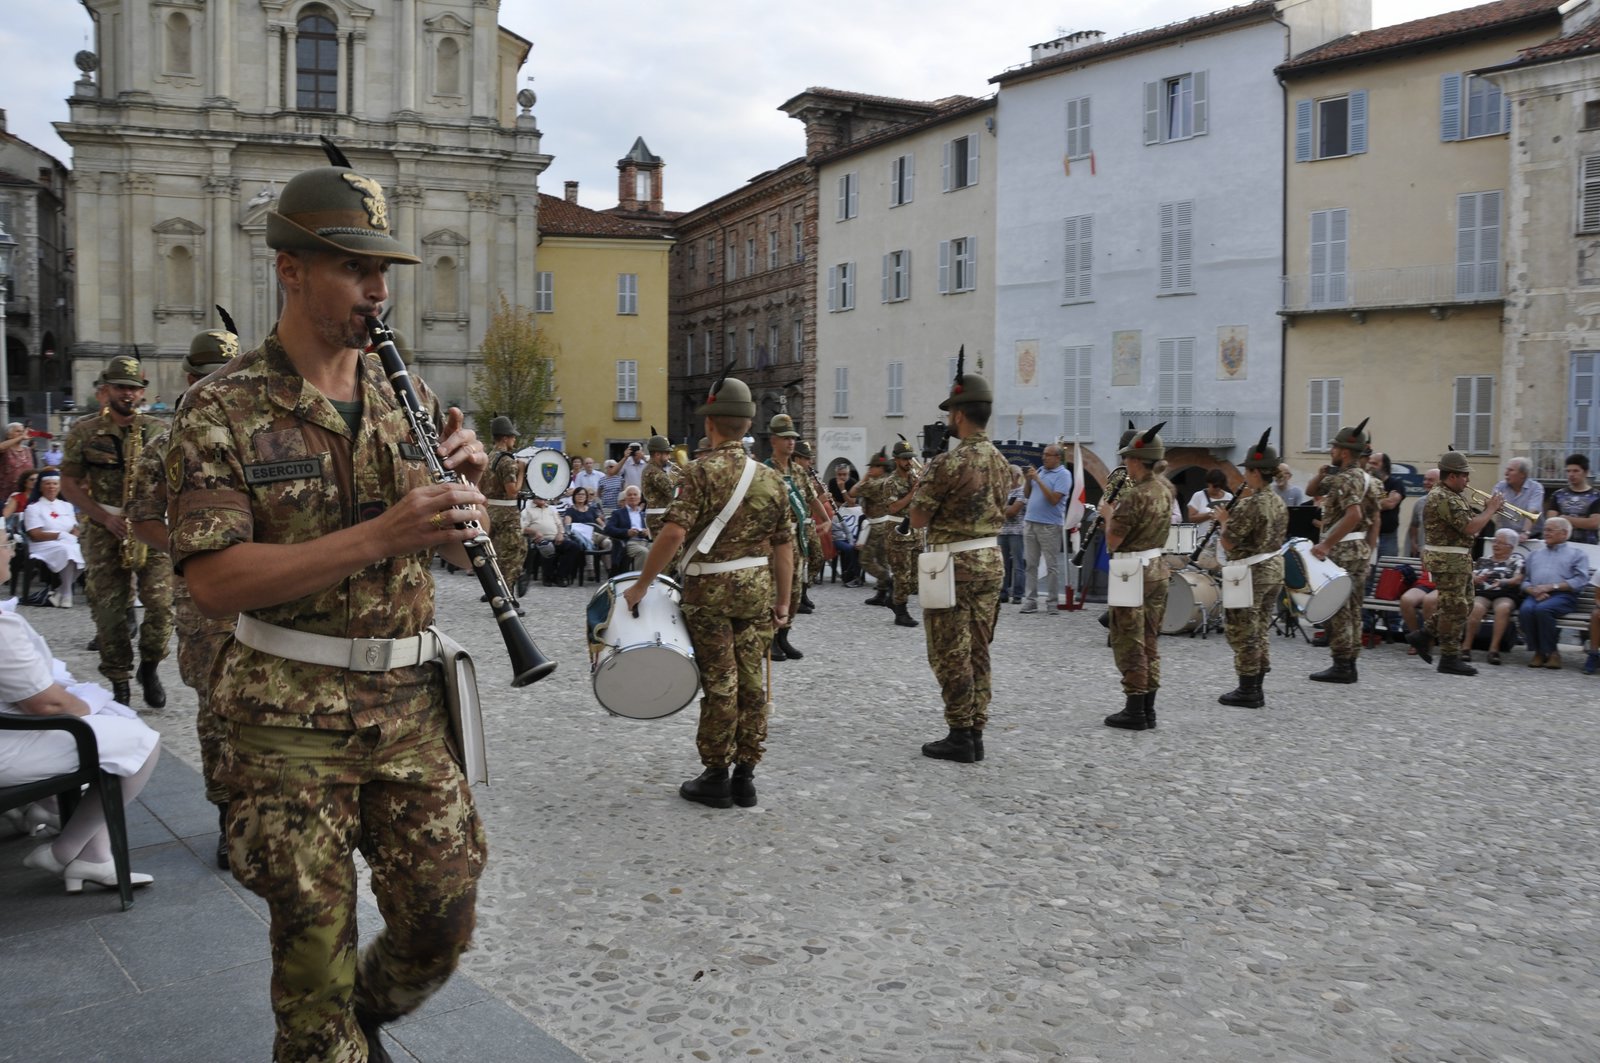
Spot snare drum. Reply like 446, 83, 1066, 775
1161, 568, 1220, 634
1280, 537, 1353, 624
587, 573, 701, 720
1164, 524, 1198, 555
524, 447, 573, 501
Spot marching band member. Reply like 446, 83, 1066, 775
792, 440, 825, 613
624, 372, 793, 808
1215, 429, 1288, 708
642, 428, 679, 539
765, 413, 829, 660
1410, 449, 1501, 675
883, 439, 922, 628
483, 416, 526, 612
908, 353, 1008, 763
854, 452, 896, 605
1100, 423, 1174, 731
1308, 418, 1379, 684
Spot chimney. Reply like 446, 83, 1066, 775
0, 108, 7, 134
1030, 30, 1105, 64
564, 180, 579, 204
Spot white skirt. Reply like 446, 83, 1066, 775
28, 536, 84, 574
0, 713, 160, 782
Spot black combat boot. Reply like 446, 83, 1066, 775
891, 602, 919, 628
775, 628, 803, 660
921, 728, 976, 763
1218, 673, 1264, 708
1437, 655, 1478, 676
1406, 629, 1434, 664
1144, 689, 1158, 729
731, 763, 757, 808
355, 1010, 394, 1063
971, 730, 985, 762
769, 635, 788, 662
865, 579, 891, 607
1309, 657, 1357, 684
216, 804, 230, 871
136, 661, 166, 708
798, 589, 815, 614
1104, 694, 1151, 731
112, 679, 131, 706
680, 765, 733, 808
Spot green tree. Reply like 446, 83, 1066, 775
469, 293, 556, 445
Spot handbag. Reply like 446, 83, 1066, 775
1374, 567, 1407, 600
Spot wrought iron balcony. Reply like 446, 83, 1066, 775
1531, 441, 1600, 480
1281, 264, 1503, 314
1119, 409, 1234, 448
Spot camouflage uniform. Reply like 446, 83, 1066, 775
168, 334, 485, 1063
1423, 483, 1474, 652
910, 430, 1008, 729
856, 475, 894, 585
1318, 464, 1378, 660
765, 456, 811, 618
885, 467, 919, 605
483, 450, 526, 591
642, 460, 679, 539
61, 410, 175, 682
1222, 489, 1287, 676
669, 442, 792, 766
126, 426, 234, 803
1108, 474, 1176, 695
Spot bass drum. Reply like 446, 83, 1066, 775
1281, 537, 1353, 624
523, 447, 573, 501
1161, 568, 1220, 636
586, 573, 701, 720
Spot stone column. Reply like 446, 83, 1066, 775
471, 1, 494, 120
514, 193, 537, 308
350, 28, 367, 115
125, 173, 156, 347
399, 0, 417, 113
212, 0, 232, 101
336, 29, 349, 113
205, 173, 238, 327
391, 183, 424, 345
467, 189, 496, 348
284, 25, 298, 110
265, 22, 282, 109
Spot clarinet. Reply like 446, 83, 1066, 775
1189, 483, 1247, 564
1071, 466, 1129, 567
365, 316, 556, 687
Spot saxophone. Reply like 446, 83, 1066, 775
120, 411, 148, 569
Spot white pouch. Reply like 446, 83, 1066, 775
1107, 556, 1145, 607
432, 627, 488, 787
918, 551, 956, 609
1221, 563, 1254, 609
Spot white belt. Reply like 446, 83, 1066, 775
683, 555, 769, 576
1425, 545, 1471, 556
866, 515, 899, 525
1236, 550, 1280, 567
1114, 548, 1164, 566
929, 536, 998, 554
1339, 531, 1369, 544
645, 508, 668, 515
100, 505, 124, 516
234, 614, 442, 672
485, 499, 520, 507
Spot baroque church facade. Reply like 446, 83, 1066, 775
59, 0, 551, 409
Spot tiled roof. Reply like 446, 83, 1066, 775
1487, 13, 1600, 68
536, 194, 667, 238
990, 1, 1277, 84
1278, 0, 1561, 73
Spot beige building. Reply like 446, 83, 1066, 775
1278, 0, 1561, 507
58, 0, 550, 411
1484, 1, 1600, 477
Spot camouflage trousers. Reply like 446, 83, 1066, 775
924, 577, 1001, 730
683, 604, 775, 767
1110, 572, 1169, 694
83, 524, 174, 681
173, 588, 234, 805
1324, 542, 1371, 661
487, 506, 527, 591
888, 533, 918, 605
221, 708, 485, 1063
861, 523, 892, 583
804, 525, 823, 586
1425, 553, 1473, 653
1224, 559, 1283, 676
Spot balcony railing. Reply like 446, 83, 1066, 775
1281, 264, 1503, 314
1530, 441, 1600, 480
1119, 409, 1234, 448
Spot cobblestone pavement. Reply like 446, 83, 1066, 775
25, 566, 1600, 1062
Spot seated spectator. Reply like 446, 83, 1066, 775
3, 469, 38, 521
0, 536, 159, 893
564, 488, 607, 550
519, 496, 584, 587
827, 461, 859, 509
1399, 569, 1438, 652
603, 485, 652, 573
22, 470, 84, 608
832, 505, 863, 586
1464, 528, 1525, 665
1518, 516, 1593, 668
1492, 457, 1544, 542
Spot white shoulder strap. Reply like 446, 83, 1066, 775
688, 457, 759, 558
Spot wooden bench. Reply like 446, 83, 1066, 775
1362, 553, 1596, 640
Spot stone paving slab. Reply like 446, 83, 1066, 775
11, 567, 1600, 1061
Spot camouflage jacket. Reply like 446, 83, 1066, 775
642, 461, 679, 535
125, 425, 170, 526
910, 430, 1008, 580
166, 332, 445, 730
855, 474, 893, 519
668, 441, 791, 618
1223, 488, 1287, 564
885, 469, 916, 521
1423, 484, 1474, 550
61, 409, 169, 508
483, 449, 523, 501
1111, 472, 1175, 557
1319, 464, 1377, 540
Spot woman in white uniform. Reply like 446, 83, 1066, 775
0, 536, 160, 892
22, 470, 84, 607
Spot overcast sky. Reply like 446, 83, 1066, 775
4, 1, 1480, 213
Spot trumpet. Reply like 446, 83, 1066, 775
1467, 486, 1539, 524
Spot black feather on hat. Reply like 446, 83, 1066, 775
215, 305, 237, 336
319, 136, 353, 169
706, 358, 737, 406
1251, 427, 1271, 462
1132, 421, 1166, 450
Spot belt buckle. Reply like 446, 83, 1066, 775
348, 638, 394, 672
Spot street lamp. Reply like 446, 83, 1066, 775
0, 220, 15, 419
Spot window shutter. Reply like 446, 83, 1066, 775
942, 141, 952, 192
1456, 192, 1478, 297
1063, 217, 1077, 301
837, 176, 848, 220
966, 135, 979, 186
903, 249, 912, 297
905, 154, 914, 202
1348, 90, 1369, 155
1175, 201, 1193, 291
882, 254, 891, 303
1309, 210, 1329, 305
889, 159, 899, 206
1309, 379, 1324, 448
1192, 70, 1209, 136
1295, 99, 1313, 162
1144, 81, 1160, 145
965, 236, 977, 290
1328, 208, 1348, 304
1158, 202, 1176, 291
848, 174, 859, 218
1479, 190, 1501, 296
827, 265, 838, 311
1453, 377, 1473, 451
938, 240, 951, 293
1440, 73, 1463, 142
842, 262, 854, 309
1583, 156, 1600, 233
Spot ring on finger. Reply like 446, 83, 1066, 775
429, 512, 445, 530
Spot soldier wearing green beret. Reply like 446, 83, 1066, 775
764, 412, 830, 660
624, 372, 794, 809
1308, 418, 1380, 684
1215, 429, 1288, 709
791, 441, 825, 610
854, 450, 897, 604
883, 439, 922, 628
166, 153, 489, 1062
642, 428, 679, 540
1100, 423, 1176, 731
1412, 449, 1502, 675
482, 415, 527, 610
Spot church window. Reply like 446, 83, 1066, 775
296, 8, 339, 112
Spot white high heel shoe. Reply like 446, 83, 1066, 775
62, 857, 153, 894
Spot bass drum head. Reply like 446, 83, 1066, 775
1161, 569, 1217, 635
525, 447, 573, 500
1299, 572, 1353, 624
592, 644, 700, 720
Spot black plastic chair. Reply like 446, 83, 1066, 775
0, 714, 136, 910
